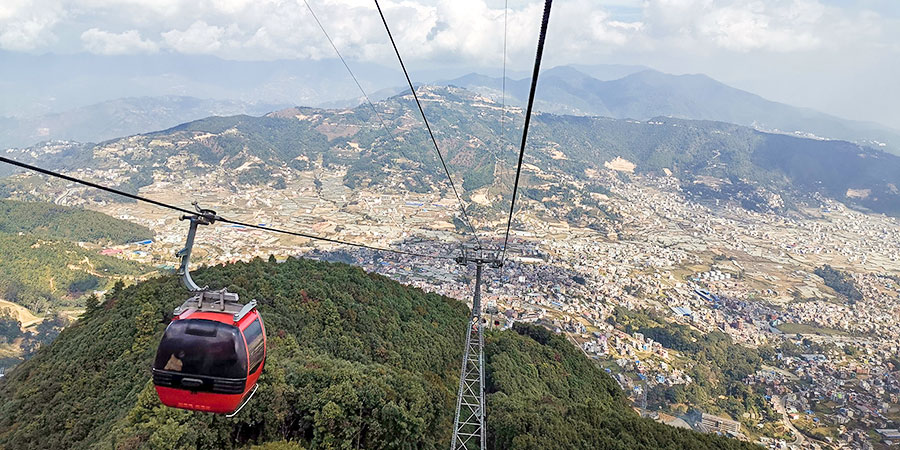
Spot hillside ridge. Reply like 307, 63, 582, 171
0, 258, 756, 449
443, 66, 900, 153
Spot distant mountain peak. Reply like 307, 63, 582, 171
437, 66, 900, 154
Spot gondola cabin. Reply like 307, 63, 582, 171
152, 293, 265, 415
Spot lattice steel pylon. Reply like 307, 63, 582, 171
451, 248, 501, 450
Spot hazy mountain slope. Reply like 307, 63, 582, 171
444, 67, 900, 153
0, 199, 151, 243
0, 141, 94, 179
5, 86, 900, 217
0, 258, 755, 449
0, 96, 288, 150
0, 51, 402, 119
567, 63, 650, 80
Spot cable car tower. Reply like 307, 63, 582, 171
450, 246, 502, 450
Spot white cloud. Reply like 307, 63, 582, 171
0, 0, 62, 51
81, 28, 158, 54
161, 20, 229, 54
0, 0, 30, 21
0, 0, 893, 64
0, 0, 896, 128
697, 1, 823, 52
643, 0, 834, 53
74, 0, 185, 17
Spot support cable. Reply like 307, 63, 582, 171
501, 0, 553, 263
302, 0, 412, 163
0, 157, 453, 261
303, 0, 474, 247
373, 0, 483, 250
498, 0, 509, 155
491, 0, 513, 285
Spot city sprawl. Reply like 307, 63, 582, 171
6, 136, 898, 449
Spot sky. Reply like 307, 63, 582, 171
1, 0, 898, 128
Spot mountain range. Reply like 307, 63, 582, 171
4, 50, 899, 157
0, 60, 896, 449
444, 67, 900, 154
0, 96, 287, 150
5, 86, 900, 221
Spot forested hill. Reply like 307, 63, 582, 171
0, 200, 152, 313
0, 233, 148, 313
0, 199, 151, 243
0, 258, 754, 449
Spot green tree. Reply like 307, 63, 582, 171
0, 258, 757, 450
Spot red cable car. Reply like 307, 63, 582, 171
152, 293, 266, 415
151, 206, 266, 416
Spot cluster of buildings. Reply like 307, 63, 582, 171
9, 139, 900, 449
785, 272, 900, 340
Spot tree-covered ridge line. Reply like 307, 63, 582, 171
0, 258, 756, 449
814, 265, 863, 304
0, 199, 152, 244
0, 233, 150, 313
608, 307, 778, 431
147, 94, 900, 219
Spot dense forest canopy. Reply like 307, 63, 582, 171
0, 309, 22, 344
0, 258, 756, 449
0, 199, 152, 243
0, 233, 149, 313
814, 265, 863, 304
608, 307, 777, 426
0, 200, 152, 313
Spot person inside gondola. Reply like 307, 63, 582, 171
164, 351, 184, 372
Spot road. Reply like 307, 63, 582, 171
0, 298, 42, 328
772, 395, 820, 449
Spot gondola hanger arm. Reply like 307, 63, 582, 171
176, 202, 219, 293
